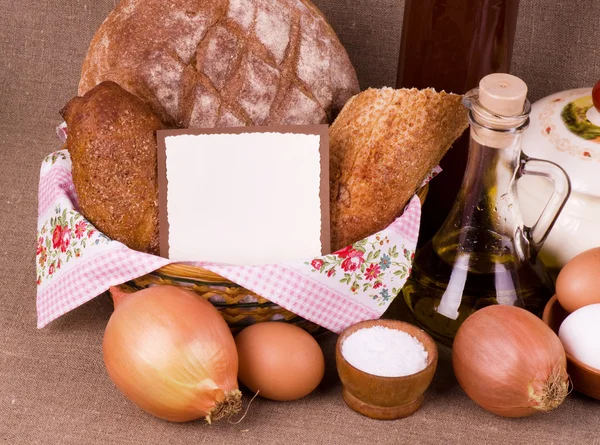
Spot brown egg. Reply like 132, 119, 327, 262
235, 322, 325, 401
556, 247, 600, 313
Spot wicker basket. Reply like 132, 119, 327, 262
120, 186, 428, 334
120, 264, 323, 334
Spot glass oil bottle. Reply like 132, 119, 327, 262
402, 74, 571, 346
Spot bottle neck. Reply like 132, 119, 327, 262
459, 126, 523, 218
433, 119, 527, 267
454, 89, 530, 223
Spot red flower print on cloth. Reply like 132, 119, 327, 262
60, 228, 71, 253
74, 221, 86, 239
365, 264, 381, 281
36, 237, 44, 255
52, 225, 71, 252
306, 240, 416, 305
336, 246, 365, 272
336, 245, 355, 258
341, 252, 364, 272
37, 205, 110, 286
52, 225, 64, 250
311, 259, 324, 270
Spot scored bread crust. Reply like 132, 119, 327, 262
78, 0, 360, 128
329, 88, 469, 251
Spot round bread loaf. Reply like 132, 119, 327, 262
79, 0, 360, 128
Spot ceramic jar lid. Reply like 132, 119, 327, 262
522, 87, 600, 197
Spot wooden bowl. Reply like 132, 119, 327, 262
542, 295, 600, 400
335, 319, 438, 420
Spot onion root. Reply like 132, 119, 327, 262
529, 364, 570, 412
206, 390, 243, 424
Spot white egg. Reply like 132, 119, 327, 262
558, 303, 600, 371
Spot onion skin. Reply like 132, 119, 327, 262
103, 285, 241, 423
452, 305, 569, 418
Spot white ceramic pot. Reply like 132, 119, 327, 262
518, 87, 600, 272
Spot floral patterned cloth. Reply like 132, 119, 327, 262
305, 241, 414, 307
37, 144, 431, 332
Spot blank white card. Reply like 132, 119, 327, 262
161, 130, 328, 265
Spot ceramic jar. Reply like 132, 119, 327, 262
518, 87, 600, 273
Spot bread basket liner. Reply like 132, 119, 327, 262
36, 125, 437, 332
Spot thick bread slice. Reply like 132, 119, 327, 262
61, 81, 165, 254
330, 87, 469, 251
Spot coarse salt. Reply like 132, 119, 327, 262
341, 326, 428, 377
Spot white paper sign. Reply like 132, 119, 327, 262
159, 128, 329, 265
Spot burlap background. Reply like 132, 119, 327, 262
1, 1, 600, 443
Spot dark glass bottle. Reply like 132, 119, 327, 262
396, 0, 521, 243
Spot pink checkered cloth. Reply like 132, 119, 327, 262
37, 125, 433, 332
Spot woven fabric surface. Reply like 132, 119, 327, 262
2, 0, 600, 444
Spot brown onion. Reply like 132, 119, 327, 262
452, 305, 569, 417
103, 285, 241, 423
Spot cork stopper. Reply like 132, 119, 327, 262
479, 74, 528, 117
464, 74, 530, 149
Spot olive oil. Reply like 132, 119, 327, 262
402, 236, 553, 346
400, 74, 570, 345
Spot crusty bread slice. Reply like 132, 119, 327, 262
329, 87, 469, 251
61, 81, 165, 254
